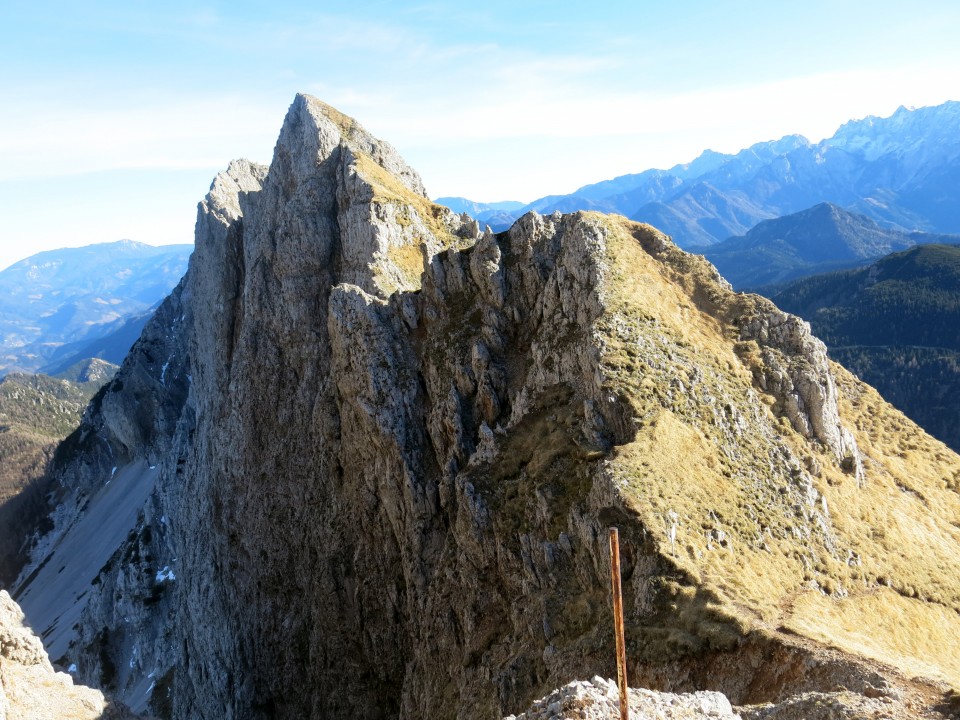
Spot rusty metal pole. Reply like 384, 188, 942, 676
609, 527, 629, 720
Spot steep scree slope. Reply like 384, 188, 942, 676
14, 95, 960, 719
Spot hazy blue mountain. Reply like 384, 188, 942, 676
635, 182, 776, 247
521, 194, 616, 215
0, 241, 191, 375
51, 357, 120, 386
39, 308, 156, 377
764, 244, 960, 451
433, 197, 526, 230
703, 203, 960, 289
639, 103, 960, 245
433, 197, 525, 215
474, 210, 524, 232
561, 168, 683, 204
441, 102, 960, 248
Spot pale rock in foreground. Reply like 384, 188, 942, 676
508, 679, 929, 720
0, 590, 139, 720
505, 677, 741, 719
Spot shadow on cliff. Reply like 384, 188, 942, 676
98, 700, 151, 720
0, 467, 55, 590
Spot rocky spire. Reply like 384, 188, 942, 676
11, 96, 960, 720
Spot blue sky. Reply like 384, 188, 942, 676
2, 1, 960, 270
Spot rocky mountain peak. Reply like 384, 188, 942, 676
275, 93, 427, 199
11, 95, 960, 719
203, 158, 269, 224
826, 100, 960, 161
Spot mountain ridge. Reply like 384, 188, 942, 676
439, 101, 960, 246
11, 95, 960, 719
0, 241, 192, 376
765, 243, 960, 452
0, 363, 116, 585
702, 202, 960, 288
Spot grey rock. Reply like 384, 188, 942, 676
0, 590, 141, 719
15, 95, 955, 720
506, 677, 742, 719
736, 303, 863, 481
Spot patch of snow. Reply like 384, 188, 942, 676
155, 566, 176, 583
160, 355, 172, 386
68, 663, 77, 673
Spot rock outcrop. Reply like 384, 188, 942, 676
11, 95, 960, 720
505, 677, 741, 719
0, 590, 139, 719
506, 677, 926, 720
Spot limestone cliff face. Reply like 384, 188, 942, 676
15, 95, 960, 720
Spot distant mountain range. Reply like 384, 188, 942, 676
39, 307, 157, 377
430, 197, 525, 231
702, 202, 960, 289
766, 243, 960, 452
439, 101, 960, 248
0, 241, 191, 376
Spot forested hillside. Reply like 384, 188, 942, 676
769, 244, 960, 450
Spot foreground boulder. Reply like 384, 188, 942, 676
0, 590, 139, 719
505, 677, 741, 719
507, 677, 928, 720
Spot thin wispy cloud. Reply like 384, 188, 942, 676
0, 96, 280, 181
2, 0, 959, 266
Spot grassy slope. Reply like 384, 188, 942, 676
208, 154, 960, 692
596, 215, 960, 690
0, 373, 91, 499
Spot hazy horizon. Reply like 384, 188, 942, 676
3, 1, 960, 270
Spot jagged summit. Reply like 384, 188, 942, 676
10, 96, 960, 719
278, 93, 427, 198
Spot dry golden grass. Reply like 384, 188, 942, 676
786, 588, 960, 688
590, 213, 960, 689
351, 152, 470, 295
305, 96, 358, 139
